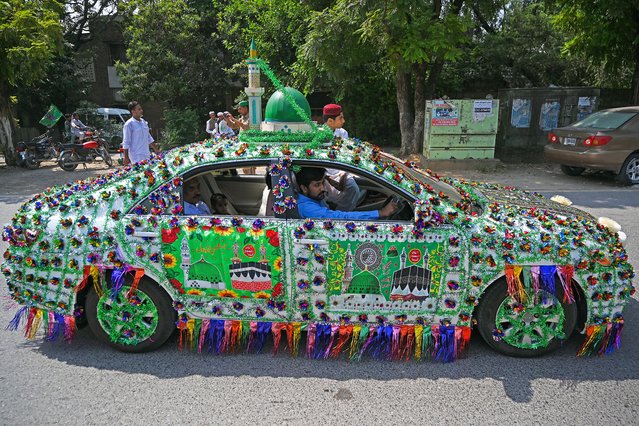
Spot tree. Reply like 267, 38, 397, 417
551, 0, 639, 103
440, 1, 587, 94
117, 0, 232, 112
62, 0, 121, 50
219, 0, 322, 87
0, 0, 64, 164
300, 0, 473, 156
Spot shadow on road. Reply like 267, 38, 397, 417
31, 298, 639, 403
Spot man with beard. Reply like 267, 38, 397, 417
295, 167, 398, 220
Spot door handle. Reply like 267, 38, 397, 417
295, 238, 329, 245
132, 231, 158, 238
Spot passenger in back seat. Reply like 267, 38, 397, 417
210, 193, 230, 215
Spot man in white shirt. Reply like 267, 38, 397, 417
206, 111, 218, 137
322, 103, 365, 210
183, 178, 212, 215
71, 112, 89, 141
122, 101, 159, 165
218, 111, 236, 138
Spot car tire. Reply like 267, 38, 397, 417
616, 153, 639, 185
86, 277, 176, 353
560, 165, 585, 176
59, 152, 79, 171
476, 277, 577, 357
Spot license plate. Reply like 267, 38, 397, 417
563, 137, 576, 146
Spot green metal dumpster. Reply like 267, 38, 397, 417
423, 99, 499, 159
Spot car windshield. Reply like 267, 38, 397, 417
379, 152, 462, 203
569, 110, 637, 130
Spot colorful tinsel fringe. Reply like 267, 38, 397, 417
6, 307, 75, 343
5, 307, 625, 359
505, 264, 576, 304
577, 319, 624, 356
178, 319, 472, 362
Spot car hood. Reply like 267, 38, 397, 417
472, 182, 594, 219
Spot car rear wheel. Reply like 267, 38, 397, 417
560, 165, 585, 176
476, 278, 577, 357
616, 153, 639, 185
86, 277, 176, 352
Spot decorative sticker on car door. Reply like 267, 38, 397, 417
288, 219, 464, 325
160, 217, 287, 320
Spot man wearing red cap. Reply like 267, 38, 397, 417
322, 103, 349, 139
322, 103, 364, 210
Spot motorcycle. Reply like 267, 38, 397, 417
15, 131, 61, 169
57, 129, 114, 171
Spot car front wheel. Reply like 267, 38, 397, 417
616, 153, 639, 185
476, 278, 577, 357
560, 165, 585, 176
86, 277, 176, 352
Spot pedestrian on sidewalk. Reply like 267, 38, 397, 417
122, 101, 160, 165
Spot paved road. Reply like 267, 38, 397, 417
0, 161, 637, 425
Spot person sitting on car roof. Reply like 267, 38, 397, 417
295, 167, 398, 220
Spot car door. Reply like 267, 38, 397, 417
284, 165, 468, 326
157, 162, 291, 322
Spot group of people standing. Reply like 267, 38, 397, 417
206, 101, 250, 138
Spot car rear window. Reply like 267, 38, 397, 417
570, 111, 637, 130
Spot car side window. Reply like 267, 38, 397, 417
294, 164, 415, 221
183, 168, 268, 216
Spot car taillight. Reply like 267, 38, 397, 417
583, 135, 612, 146
547, 132, 559, 143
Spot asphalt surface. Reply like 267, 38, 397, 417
0, 160, 637, 425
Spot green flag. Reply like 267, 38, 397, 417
39, 104, 63, 128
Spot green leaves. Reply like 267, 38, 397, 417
0, 0, 64, 87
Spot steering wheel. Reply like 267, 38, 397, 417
382, 195, 411, 221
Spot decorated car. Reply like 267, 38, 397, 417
2, 135, 634, 360
1, 54, 634, 361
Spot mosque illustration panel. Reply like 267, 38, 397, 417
325, 238, 446, 315
161, 225, 283, 300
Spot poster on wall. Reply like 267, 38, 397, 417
472, 100, 493, 122
577, 97, 594, 121
432, 100, 459, 126
539, 100, 560, 131
510, 99, 531, 128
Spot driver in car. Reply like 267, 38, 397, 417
296, 167, 398, 220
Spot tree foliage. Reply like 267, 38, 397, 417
0, 0, 64, 162
117, 0, 231, 111
0, 0, 64, 88
300, 0, 474, 155
550, 0, 639, 103
441, 1, 587, 94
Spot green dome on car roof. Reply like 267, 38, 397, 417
264, 87, 311, 123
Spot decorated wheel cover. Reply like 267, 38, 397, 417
494, 291, 565, 350
96, 287, 159, 345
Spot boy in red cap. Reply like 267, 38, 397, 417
322, 103, 349, 139
321, 103, 365, 210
